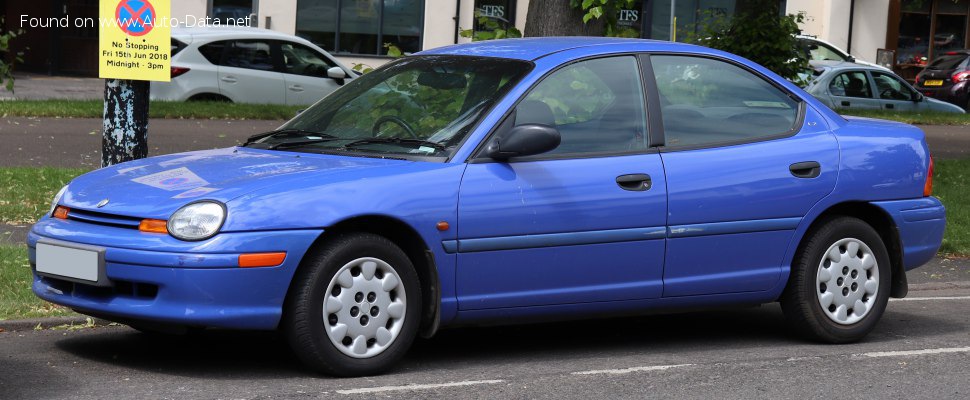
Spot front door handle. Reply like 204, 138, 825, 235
288, 85, 304, 92
841, 100, 850, 106
790, 161, 821, 178
616, 173, 652, 191
886, 103, 894, 109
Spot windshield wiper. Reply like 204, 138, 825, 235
342, 137, 448, 152
243, 128, 335, 146
266, 138, 340, 150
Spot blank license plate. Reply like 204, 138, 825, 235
924, 80, 944, 86
36, 241, 102, 282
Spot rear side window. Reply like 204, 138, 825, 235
829, 71, 872, 98
927, 54, 968, 70
651, 55, 799, 148
171, 39, 187, 56
198, 41, 226, 64
223, 40, 276, 71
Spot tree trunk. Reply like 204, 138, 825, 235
525, 0, 605, 37
101, 79, 150, 167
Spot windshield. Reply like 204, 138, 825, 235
252, 55, 533, 158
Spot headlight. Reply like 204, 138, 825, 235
167, 201, 226, 241
49, 185, 68, 216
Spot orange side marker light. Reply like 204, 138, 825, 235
436, 221, 450, 231
238, 252, 287, 268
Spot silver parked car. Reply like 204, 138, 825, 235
804, 61, 964, 113
152, 27, 355, 106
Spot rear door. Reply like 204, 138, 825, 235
216, 39, 286, 104
826, 70, 882, 109
279, 41, 345, 106
647, 54, 838, 296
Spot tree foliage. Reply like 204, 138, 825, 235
459, 10, 523, 41
0, 18, 25, 93
687, 0, 808, 82
570, 0, 639, 37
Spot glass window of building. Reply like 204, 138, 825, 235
473, 0, 516, 34
209, 0, 255, 26
296, 0, 423, 56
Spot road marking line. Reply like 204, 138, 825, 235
890, 296, 970, 302
572, 363, 693, 375
336, 379, 504, 395
857, 347, 970, 358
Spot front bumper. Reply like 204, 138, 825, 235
28, 217, 322, 329
872, 197, 946, 270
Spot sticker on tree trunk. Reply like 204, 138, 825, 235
99, 0, 171, 81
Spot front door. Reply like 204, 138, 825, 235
279, 41, 344, 106
647, 54, 839, 297
217, 39, 286, 105
871, 70, 920, 112
456, 56, 668, 310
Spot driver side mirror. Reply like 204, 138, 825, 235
486, 124, 561, 160
327, 67, 347, 85
912, 92, 924, 102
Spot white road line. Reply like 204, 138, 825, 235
890, 296, 970, 302
857, 347, 970, 358
571, 363, 693, 375
336, 379, 504, 395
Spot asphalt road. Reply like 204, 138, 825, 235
1, 266, 968, 399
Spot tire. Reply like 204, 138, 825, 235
780, 216, 891, 343
284, 233, 421, 376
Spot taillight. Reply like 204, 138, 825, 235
952, 70, 970, 83
171, 67, 190, 78
924, 156, 934, 197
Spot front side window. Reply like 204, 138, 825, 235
515, 56, 647, 154
829, 71, 872, 98
281, 42, 337, 77
253, 56, 532, 158
296, 0, 423, 56
871, 71, 916, 100
651, 55, 799, 148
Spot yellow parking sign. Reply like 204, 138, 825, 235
99, 0, 171, 81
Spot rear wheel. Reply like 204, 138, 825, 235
284, 233, 421, 376
781, 216, 891, 343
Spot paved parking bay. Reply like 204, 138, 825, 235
1, 273, 968, 399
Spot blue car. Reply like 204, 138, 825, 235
30, 38, 945, 376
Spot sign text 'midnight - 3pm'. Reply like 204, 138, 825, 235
99, 0, 171, 81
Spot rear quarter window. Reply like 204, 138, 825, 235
197, 41, 227, 64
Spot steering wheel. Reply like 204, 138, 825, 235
372, 115, 418, 138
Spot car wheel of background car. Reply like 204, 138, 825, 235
372, 115, 418, 138
283, 233, 421, 377
780, 216, 891, 343
188, 93, 232, 102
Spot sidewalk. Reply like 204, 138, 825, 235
0, 73, 103, 101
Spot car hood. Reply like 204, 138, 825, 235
60, 147, 411, 219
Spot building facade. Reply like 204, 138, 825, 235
4, 0, 962, 81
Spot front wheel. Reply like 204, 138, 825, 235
781, 216, 891, 343
284, 233, 421, 376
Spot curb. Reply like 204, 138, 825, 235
0, 316, 112, 332
909, 281, 970, 292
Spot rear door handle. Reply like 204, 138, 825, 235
220, 76, 237, 83
616, 173, 652, 191
886, 103, 894, 109
841, 101, 850, 106
288, 85, 304, 92
790, 161, 821, 178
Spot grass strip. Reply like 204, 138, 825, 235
935, 158, 970, 256
0, 245, 74, 320
840, 109, 970, 125
0, 100, 299, 120
0, 167, 87, 224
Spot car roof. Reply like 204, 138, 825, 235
419, 37, 703, 61
810, 60, 885, 72
172, 26, 304, 42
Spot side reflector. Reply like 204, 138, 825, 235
53, 206, 69, 219
924, 156, 934, 197
238, 252, 286, 268
139, 219, 168, 233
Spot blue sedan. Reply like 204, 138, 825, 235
30, 38, 945, 376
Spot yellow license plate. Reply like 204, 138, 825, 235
924, 79, 944, 86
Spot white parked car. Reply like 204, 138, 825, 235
797, 35, 890, 71
152, 27, 355, 106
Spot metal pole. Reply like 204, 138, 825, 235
101, 79, 149, 167
670, 0, 676, 41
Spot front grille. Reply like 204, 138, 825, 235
67, 209, 142, 229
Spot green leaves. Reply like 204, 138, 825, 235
0, 17, 25, 94
459, 10, 524, 42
